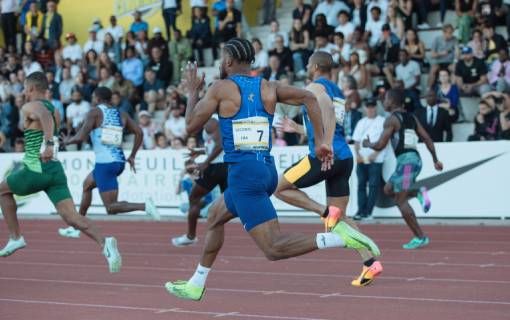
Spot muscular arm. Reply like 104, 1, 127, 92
365, 116, 397, 151
275, 82, 324, 144
413, 115, 439, 162
185, 81, 219, 135
65, 108, 98, 145
122, 112, 143, 160
306, 82, 335, 147
22, 102, 55, 141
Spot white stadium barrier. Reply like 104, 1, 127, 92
0, 141, 509, 219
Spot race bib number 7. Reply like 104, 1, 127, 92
101, 125, 123, 146
232, 116, 270, 151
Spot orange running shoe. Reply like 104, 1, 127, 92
351, 261, 383, 287
323, 206, 342, 232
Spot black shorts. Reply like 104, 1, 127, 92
195, 162, 228, 192
283, 155, 353, 197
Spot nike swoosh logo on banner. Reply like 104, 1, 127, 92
376, 153, 505, 209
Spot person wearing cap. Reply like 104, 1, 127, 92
41, 0, 62, 49
148, 27, 169, 61
130, 10, 149, 34
106, 15, 124, 43
83, 25, 104, 54
352, 99, 388, 221
62, 33, 82, 63
455, 46, 491, 96
92, 18, 106, 43
138, 110, 158, 150
162, 0, 181, 41
335, 10, 355, 41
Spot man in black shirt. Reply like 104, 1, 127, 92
217, 0, 241, 43
455, 46, 491, 96
268, 35, 293, 77
292, 0, 313, 31
147, 47, 172, 87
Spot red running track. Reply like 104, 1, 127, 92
1, 220, 510, 320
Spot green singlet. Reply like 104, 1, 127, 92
6, 100, 71, 205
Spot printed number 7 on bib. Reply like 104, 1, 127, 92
232, 116, 270, 151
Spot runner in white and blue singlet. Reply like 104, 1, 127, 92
59, 87, 159, 238
164, 38, 380, 301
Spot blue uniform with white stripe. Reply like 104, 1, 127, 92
219, 75, 278, 231
90, 104, 126, 192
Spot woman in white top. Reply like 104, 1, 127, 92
338, 51, 371, 98
387, 6, 404, 40
251, 38, 269, 75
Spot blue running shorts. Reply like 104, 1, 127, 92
93, 162, 125, 193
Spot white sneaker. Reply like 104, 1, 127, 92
0, 236, 26, 257
417, 23, 431, 29
171, 234, 198, 247
103, 237, 122, 273
145, 198, 161, 221
58, 226, 81, 238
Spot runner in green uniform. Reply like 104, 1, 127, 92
0, 72, 122, 273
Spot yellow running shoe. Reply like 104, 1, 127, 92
165, 280, 205, 301
351, 261, 383, 287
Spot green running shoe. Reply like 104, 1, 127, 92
403, 236, 430, 249
165, 280, 205, 301
332, 221, 381, 256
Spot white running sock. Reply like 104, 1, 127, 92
316, 233, 345, 249
188, 264, 211, 287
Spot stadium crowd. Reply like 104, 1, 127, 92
0, 0, 509, 155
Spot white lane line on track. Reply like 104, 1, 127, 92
22, 238, 509, 256
0, 298, 329, 320
15, 248, 510, 268
2, 276, 510, 305
2, 261, 510, 284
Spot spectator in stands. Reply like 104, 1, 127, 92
402, 29, 425, 66
169, 30, 192, 85
98, 67, 115, 89
24, 2, 43, 43
335, 11, 355, 42
22, 55, 42, 76
217, 0, 242, 43
414, 0, 431, 29
340, 75, 363, 143
92, 18, 106, 43
83, 50, 99, 84
266, 20, 289, 51
428, 24, 457, 88
386, 5, 404, 40
58, 67, 74, 105
1, 0, 17, 51
352, 99, 386, 221
482, 23, 508, 63
456, 0, 477, 44
364, 6, 385, 48
155, 132, 170, 149
44, 89, 64, 129
395, 0, 413, 30
170, 137, 185, 149
112, 71, 135, 100
13, 137, 24, 152
74, 71, 94, 102
162, 0, 181, 41
41, 0, 62, 50
83, 26, 103, 54
292, 0, 313, 31
262, 55, 284, 81
339, 51, 371, 98
148, 27, 169, 61
121, 46, 144, 91
66, 89, 90, 135
436, 69, 461, 123
467, 29, 486, 60
1, 55, 20, 79
331, 32, 352, 66
134, 30, 150, 63
494, 92, 510, 139
138, 110, 158, 149
313, 0, 350, 27
188, 7, 213, 66
455, 46, 491, 96
376, 23, 400, 74
46, 71, 59, 100
367, 0, 389, 23
62, 33, 82, 64
262, 0, 277, 25
488, 48, 510, 93
9, 73, 22, 96
130, 10, 149, 34
98, 52, 118, 75
103, 32, 122, 65
112, 90, 134, 118
313, 13, 335, 40
251, 38, 269, 75
415, 90, 453, 142
147, 46, 172, 87
106, 15, 124, 43
0, 97, 18, 151
164, 104, 187, 141
143, 69, 165, 96
468, 99, 500, 140
351, 0, 368, 30
269, 35, 293, 79
289, 19, 311, 78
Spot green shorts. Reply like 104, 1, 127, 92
389, 152, 422, 193
6, 161, 72, 205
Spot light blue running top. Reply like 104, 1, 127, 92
90, 104, 125, 163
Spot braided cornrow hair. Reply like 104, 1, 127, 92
223, 37, 255, 64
